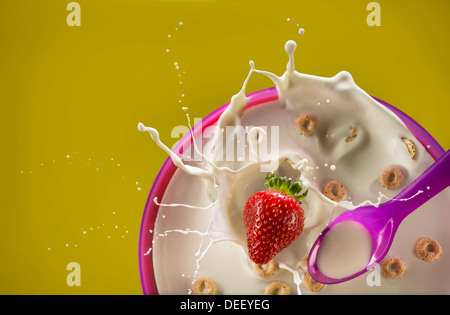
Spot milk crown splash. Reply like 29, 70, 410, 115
138, 39, 317, 292
137, 37, 391, 242
138, 40, 302, 175
138, 37, 432, 295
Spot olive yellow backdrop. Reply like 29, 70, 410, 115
1, 0, 448, 294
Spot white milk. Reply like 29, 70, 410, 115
316, 221, 373, 279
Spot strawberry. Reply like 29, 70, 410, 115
243, 173, 308, 264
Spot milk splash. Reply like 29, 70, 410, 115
138, 37, 428, 294
138, 40, 320, 293
138, 39, 313, 240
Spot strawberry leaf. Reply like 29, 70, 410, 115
264, 172, 308, 204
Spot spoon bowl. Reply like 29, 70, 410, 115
308, 149, 450, 285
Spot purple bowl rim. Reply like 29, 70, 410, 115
138, 87, 445, 295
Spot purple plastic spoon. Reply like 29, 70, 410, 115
307, 149, 450, 285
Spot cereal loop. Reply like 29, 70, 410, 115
264, 281, 290, 295
296, 114, 317, 136
252, 260, 278, 278
381, 257, 406, 279
304, 273, 325, 292
345, 126, 358, 142
415, 237, 442, 262
380, 166, 404, 190
301, 256, 308, 267
401, 137, 416, 160
191, 277, 217, 295
322, 180, 346, 202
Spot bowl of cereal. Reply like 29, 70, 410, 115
138, 40, 449, 295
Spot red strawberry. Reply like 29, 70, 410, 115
243, 173, 308, 264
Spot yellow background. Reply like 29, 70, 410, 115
1, 0, 448, 294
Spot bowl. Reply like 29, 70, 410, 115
138, 87, 445, 295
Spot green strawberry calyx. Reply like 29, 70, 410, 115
264, 172, 308, 204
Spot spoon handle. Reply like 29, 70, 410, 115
392, 150, 450, 221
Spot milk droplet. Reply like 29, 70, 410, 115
285, 40, 297, 55
298, 28, 305, 35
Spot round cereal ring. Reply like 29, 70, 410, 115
380, 166, 404, 190
296, 114, 317, 136
381, 257, 406, 279
252, 260, 278, 278
191, 276, 217, 295
415, 237, 442, 262
401, 137, 416, 160
301, 256, 308, 267
345, 126, 358, 142
304, 273, 325, 292
264, 281, 290, 295
322, 180, 346, 202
